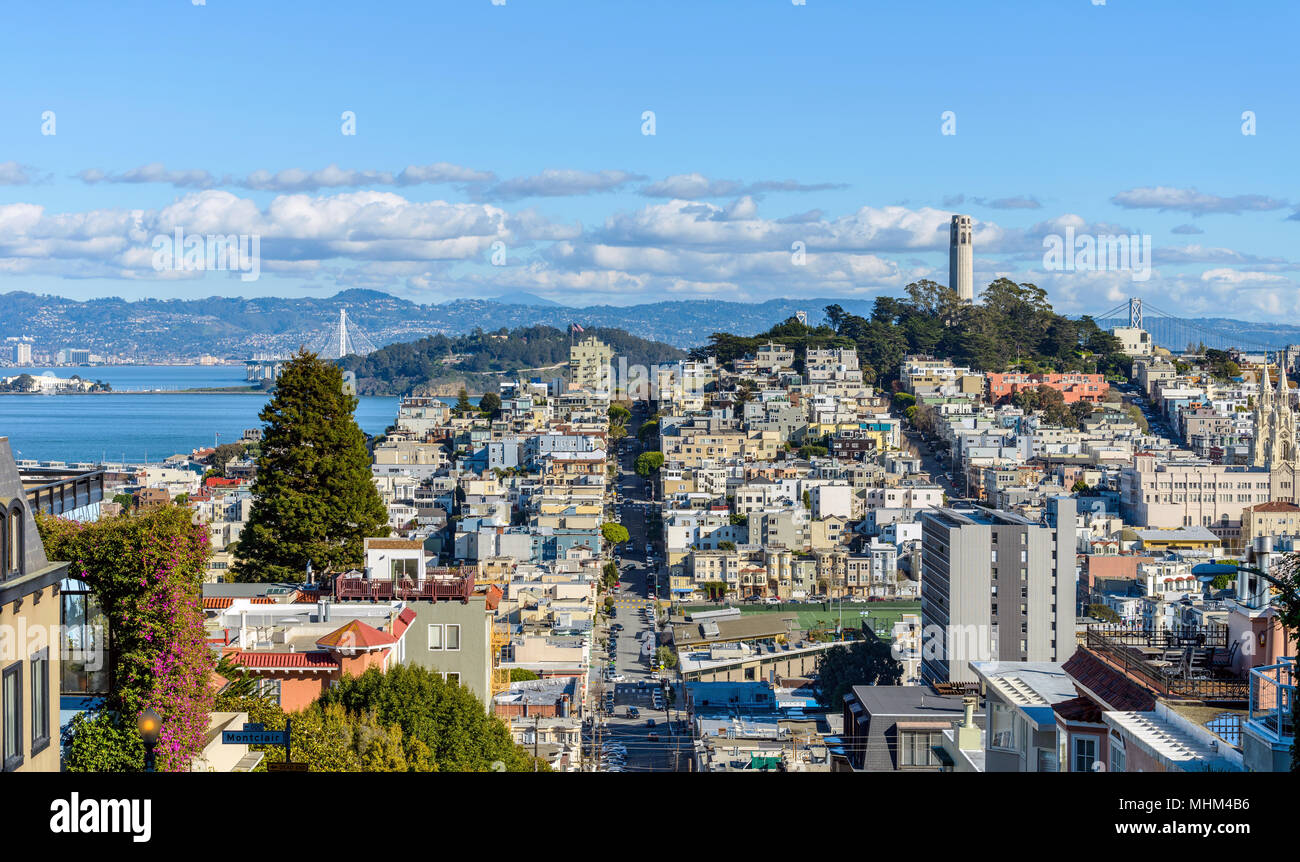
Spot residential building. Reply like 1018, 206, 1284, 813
919, 500, 1077, 685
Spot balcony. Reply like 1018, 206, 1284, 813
333, 569, 476, 603
1085, 624, 1249, 703
1246, 658, 1295, 745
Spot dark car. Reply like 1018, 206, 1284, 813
646, 718, 656, 728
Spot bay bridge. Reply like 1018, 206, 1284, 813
245, 308, 379, 381
308, 308, 379, 360
1088, 297, 1295, 355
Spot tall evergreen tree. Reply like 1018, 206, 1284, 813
234, 349, 389, 582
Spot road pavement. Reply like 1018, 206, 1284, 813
582, 403, 689, 771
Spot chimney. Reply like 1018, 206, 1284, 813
956, 694, 982, 753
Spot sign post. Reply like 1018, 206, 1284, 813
222, 720, 305, 771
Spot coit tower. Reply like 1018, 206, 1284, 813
949, 214, 973, 302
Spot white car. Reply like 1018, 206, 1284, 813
610, 674, 627, 683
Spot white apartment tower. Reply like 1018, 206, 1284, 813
949, 214, 973, 302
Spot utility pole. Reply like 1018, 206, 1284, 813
533, 714, 540, 771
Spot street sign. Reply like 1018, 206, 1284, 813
222, 723, 288, 746
267, 761, 309, 772
222, 720, 295, 764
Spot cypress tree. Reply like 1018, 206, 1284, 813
234, 349, 389, 582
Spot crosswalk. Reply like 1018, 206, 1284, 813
610, 597, 653, 609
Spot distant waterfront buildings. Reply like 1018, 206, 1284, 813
6, 338, 33, 364
56, 348, 93, 365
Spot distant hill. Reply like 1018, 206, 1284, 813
3, 289, 1298, 357
488, 292, 567, 307
0, 290, 874, 355
339, 324, 685, 396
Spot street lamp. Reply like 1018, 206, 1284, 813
137, 708, 161, 772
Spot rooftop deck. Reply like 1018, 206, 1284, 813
333, 569, 476, 603
1085, 624, 1249, 704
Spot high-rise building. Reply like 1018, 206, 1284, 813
949, 214, 973, 302
11, 341, 32, 364
568, 336, 613, 394
919, 499, 1076, 685
56, 348, 91, 365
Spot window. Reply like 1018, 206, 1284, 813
4, 505, 23, 579
391, 557, 418, 579
255, 678, 282, 706
900, 730, 941, 767
990, 701, 1015, 750
445, 672, 460, 685
428, 624, 443, 650
1110, 737, 1126, 773
30, 649, 49, 756
1073, 736, 1097, 772
445, 624, 461, 651
61, 584, 109, 696
3, 662, 22, 771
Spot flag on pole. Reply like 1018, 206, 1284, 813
571, 322, 584, 334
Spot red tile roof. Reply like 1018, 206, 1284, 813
1053, 695, 1105, 724
1245, 501, 1300, 512
202, 597, 276, 609
315, 619, 397, 650
227, 651, 338, 671
392, 607, 417, 638
1062, 647, 1157, 712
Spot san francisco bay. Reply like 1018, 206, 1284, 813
0, 365, 399, 464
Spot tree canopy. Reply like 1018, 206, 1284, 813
695, 279, 1131, 386
814, 636, 903, 707
635, 451, 665, 477
234, 349, 390, 582
601, 522, 630, 546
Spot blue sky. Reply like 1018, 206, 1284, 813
1, 0, 1297, 319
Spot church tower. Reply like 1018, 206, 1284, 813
1273, 363, 1295, 465
1252, 365, 1273, 467
1252, 361, 1298, 468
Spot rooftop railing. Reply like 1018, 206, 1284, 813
1247, 657, 1295, 744
334, 569, 476, 603
1085, 623, 1249, 703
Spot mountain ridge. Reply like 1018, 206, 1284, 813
1, 290, 1295, 356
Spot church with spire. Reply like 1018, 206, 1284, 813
1251, 361, 1300, 505
1251, 363, 1297, 468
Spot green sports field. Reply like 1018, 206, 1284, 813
679, 601, 920, 637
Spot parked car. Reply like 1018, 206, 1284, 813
646, 718, 656, 728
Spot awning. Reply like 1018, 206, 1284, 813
894, 720, 952, 731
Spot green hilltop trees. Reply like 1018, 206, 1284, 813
234, 349, 390, 582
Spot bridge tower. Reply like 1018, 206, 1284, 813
1128, 297, 1142, 330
